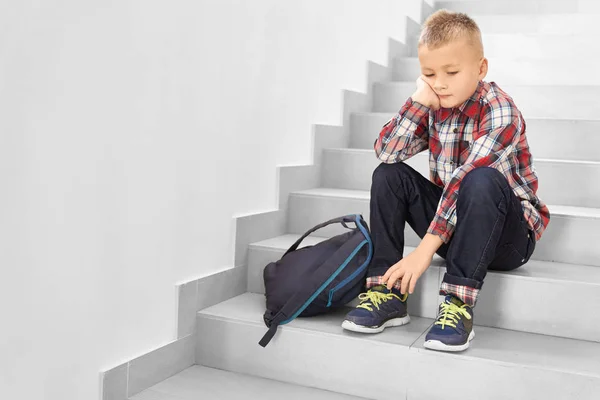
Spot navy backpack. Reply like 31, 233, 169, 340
259, 214, 373, 347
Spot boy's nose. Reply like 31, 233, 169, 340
434, 80, 447, 91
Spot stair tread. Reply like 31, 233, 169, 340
250, 234, 600, 284
290, 187, 600, 219
130, 365, 365, 400
200, 292, 434, 347
199, 293, 600, 379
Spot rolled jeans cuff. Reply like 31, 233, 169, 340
439, 273, 483, 307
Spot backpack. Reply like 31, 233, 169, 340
259, 214, 373, 347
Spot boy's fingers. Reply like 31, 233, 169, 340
409, 276, 419, 294
401, 273, 412, 295
382, 269, 392, 282
385, 271, 398, 290
383, 262, 401, 282
393, 268, 406, 282
386, 269, 404, 290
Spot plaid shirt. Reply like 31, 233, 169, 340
374, 80, 550, 244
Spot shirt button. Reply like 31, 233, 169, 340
453, 128, 458, 133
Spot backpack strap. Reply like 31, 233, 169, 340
283, 214, 368, 258
259, 231, 367, 347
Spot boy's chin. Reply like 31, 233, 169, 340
440, 97, 459, 109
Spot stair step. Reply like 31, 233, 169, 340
393, 57, 600, 85
408, 32, 600, 59
196, 293, 600, 400
247, 234, 600, 342
287, 187, 600, 267
372, 82, 600, 119
349, 113, 600, 162
470, 13, 600, 35
130, 365, 365, 400
435, 0, 600, 16
321, 149, 600, 208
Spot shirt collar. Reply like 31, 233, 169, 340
457, 80, 484, 119
435, 80, 484, 123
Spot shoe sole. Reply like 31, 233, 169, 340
341, 315, 411, 333
423, 329, 476, 352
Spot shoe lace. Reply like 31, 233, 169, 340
356, 289, 406, 312
434, 301, 472, 329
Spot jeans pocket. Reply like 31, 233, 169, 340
490, 233, 534, 271
489, 244, 526, 271
509, 231, 536, 266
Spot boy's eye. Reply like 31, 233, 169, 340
423, 72, 458, 77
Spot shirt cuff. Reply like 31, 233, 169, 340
427, 217, 454, 244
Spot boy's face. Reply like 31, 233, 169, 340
418, 38, 488, 109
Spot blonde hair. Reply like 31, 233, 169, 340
418, 10, 484, 59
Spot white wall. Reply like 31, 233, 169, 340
0, 1, 431, 399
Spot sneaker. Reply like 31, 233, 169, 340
341, 284, 410, 333
424, 295, 475, 352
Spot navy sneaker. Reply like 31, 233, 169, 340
341, 284, 410, 333
424, 295, 475, 352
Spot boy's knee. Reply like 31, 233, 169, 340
459, 168, 506, 205
461, 167, 503, 193
372, 162, 411, 186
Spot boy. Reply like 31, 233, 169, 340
341, 10, 551, 352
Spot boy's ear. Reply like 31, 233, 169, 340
478, 57, 489, 80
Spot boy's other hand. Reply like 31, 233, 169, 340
412, 76, 440, 110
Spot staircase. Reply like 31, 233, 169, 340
133, 2, 600, 399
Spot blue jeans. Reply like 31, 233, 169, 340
367, 162, 536, 304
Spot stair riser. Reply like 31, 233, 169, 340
373, 83, 600, 120
435, 1, 599, 15
407, 351, 600, 400
409, 33, 600, 59
195, 315, 600, 400
195, 315, 413, 399
321, 150, 600, 208
247, 245, 600, 342
350, 113, 600, 162
475, 276, 600, 342
288, 194, 600, 267
393, 57, 600, 85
